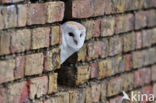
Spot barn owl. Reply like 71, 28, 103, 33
60, 21, 86, 64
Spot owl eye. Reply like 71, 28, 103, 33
69, 32, 74, 37
80, 33, 83, 37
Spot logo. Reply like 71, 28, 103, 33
122, 91, 155, 102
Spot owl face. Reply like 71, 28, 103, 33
61, 21, 86, 51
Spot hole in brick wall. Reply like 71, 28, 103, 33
56, 53, 78, 87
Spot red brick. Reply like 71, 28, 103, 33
0, 81, 28, 103
0, 59, 15, 84
142, 30, 152, 47
32, 27, 50, 49
93, 19, 100, 37
124, 54, 132, 71
91, 83, 101, 102
0, 0, 23, 3
8, 81, 28, 103
27, 4, 46, 25
25, 53, 44, 76
109, 36, 122, 56
89, 62, 98, 79
71, 0, 94, 18
141, 86, 153, 101
29, 76, 48, 99
135, 32, 143, 49
101, 17, 115, 37
93, 0, 105, 16
46, 2, 64, 23
135, 11, 147, 29
14, 56, 25, 79
10, 29, 31, 53
115, 14, 134, 34
133, 68, 151, 88
146, 10, 156, 27
0, 31, 11, 55
17, 5, 27, 27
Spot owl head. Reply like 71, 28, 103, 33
60, 21, 86, 64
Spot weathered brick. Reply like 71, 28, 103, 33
112, 0, 125, 13
122, 73, 133, 91
124, 54, 132, 71
77, 44, 87, 62
135, 32, 143, 49
93, 19, 100, 37
44, 48, 60, 72
103, 0, 113, 14
29, 76, 48, 99
48, 73, 57, 94
153, 83, 156, 98
115, 14, 134, 34
90, 62, 98, 79
25, 53, 44, 76
135, 11, 147, 29
0, 0, 23, 3
109, 36, 122, 56
75, 88, 86, 103
85, 86, 92, 103
146, 10, 156, 27
11, 29, 31, 53
17, 5, 27, 27
100, 39, 109, 58
69, 90, 79, 103
76, 65, 90, 85
82, 20, 94, 40
107, 76, 122, 96
144, 0, 156, 8
14, 56, 25, 79
46, 2, 64, 23
125, 0, 144, 10
141, 86, 153, 101
32, 27, 50, 49
56, 92, 69, 103
0, 59, 15, 84
27, 4, 46, 25
51, 25, 61, 45
93, 0, 105, 16
2, 5, 17, 28
34, 100, 43, 103
101, 17, 115, 37
123, 32, 136, 52
0, 31, 11, 55
91, 83, 101, 102
112, 55, 125, 75
146, 48, 156, 65
142, 30, 152, 47
98, 59, 112, 79
87, 41, 102, 60
0, 7, 5, 29
132, 51, 144, 68
71, 0, 94, 18
109, 96, 122, 103
152, 65, 156, 81
133, 68, 151, 87
151, 28, 156, 44
7, 81, 28, 103
100, 80, 107, 100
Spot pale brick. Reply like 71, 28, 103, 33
17, 5, 27, 27
48, 73, 57, 94
51, 26, 61, 45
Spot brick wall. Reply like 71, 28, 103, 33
0, 0, 156, 103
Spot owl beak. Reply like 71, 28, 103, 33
74, 39, 78, 45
